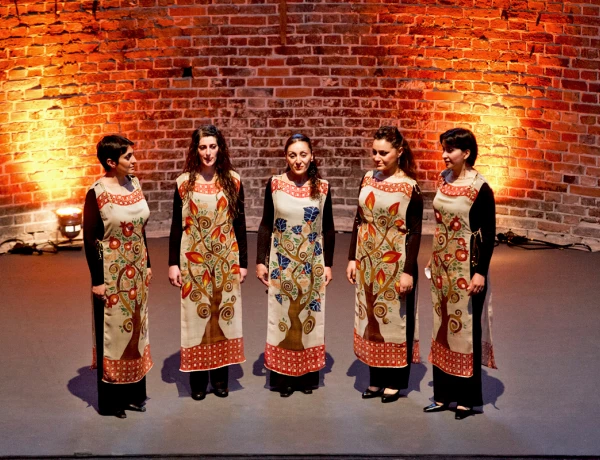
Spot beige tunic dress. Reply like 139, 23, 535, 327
176, 172, 245, 371
353, 171, 421, 367
264, 176, 330, 376
90, 177, 153, 383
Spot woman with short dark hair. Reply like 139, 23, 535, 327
83, 134, 153, 418
423, 127, 497, 420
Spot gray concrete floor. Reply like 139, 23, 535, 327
0, 234, 599, 457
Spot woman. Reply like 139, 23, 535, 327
168, 125, 248, 401
346, 126, 423, 403
424, 127, 497, 420
256, 133, 335, 397
83, 135, 153, 419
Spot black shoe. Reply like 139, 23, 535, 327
381, 390, 401, 403
114, 409, 127, 419
279, 386, 294, 398
299, 388, 313, 395
214, 388, 229, 398
125, 403, 146, 412
455, 408, 476, 420
191, 391, 206, 401
423, 402, 448, 413
361, 387, 384, 399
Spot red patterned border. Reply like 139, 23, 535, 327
271, 177, 329, 198
102, 344, 153, 383
354, 331, 408, 367
437, 176, 479, 201
97, 189, 144, 210
412, 339, 421, 364
180, 338, 245, 371
264, 343, 325, 376
482, 341, 497, 369
362, 175, 413, 196
429, 338, 474, 377
178, 178, 240, 197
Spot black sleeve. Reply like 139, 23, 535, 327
403, 185, 423, 277
168, 185, 183, 267
143, 229, 151, 269
256, 178, 274, 265
83, 189, 105, 286
322, 187, 335, 267
470, 183, 496, 276
233, 183, 248, 269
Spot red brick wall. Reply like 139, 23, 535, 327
1, 0, 599, 248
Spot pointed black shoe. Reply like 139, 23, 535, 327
361, 387, 384, 399
214, 388, 229, 398
381, 390, 401, 403
279, 386, 294, 398
114, 409, 127, 419
455, 408, 476, 420
125, 403, 146, 412
423, 402, 448, 413
191, 391, 206, 401
299, 388, 313, 395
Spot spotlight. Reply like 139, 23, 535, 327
55, 207, 83, 249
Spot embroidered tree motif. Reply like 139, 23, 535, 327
181, 195, 239, 345
105, 216, 149, 360
431, 209, 469, 348
356, 191, 407, 342
270, 206, 324, 351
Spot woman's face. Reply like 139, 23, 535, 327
109, 146, 136, 176
285, 141, 313, 178
441, 142, 470, 172
198, 136, 219, 171
371, 139, 400, 175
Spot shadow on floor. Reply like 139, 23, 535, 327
67, 366, 99, 412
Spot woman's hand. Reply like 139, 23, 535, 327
147, 268, 153, 284
324, 267, 333, 286
92, 284, 106, 300
168, 265, 182, 287
467, 273, 485, 296
346, 260, 357, 285
256, 264, 269, 287
398, 273, 413, 296
239, 268, 248, 284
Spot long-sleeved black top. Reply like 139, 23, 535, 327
168, 183, 248, 269
469, 182, 496, 277
256, 178, 336, 267
83, 188, 152, 287
347, 177, 423, 277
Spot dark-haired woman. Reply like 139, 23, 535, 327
168, 125, 248, 400
346, 126, 423, 403
83, 135, 153, 418
423, 127, 496, 420
256, 134, 335, 397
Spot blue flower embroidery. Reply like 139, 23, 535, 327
291, 225, 303, 235
273, 237, 279, 248
304, 262, 312, 274
276, 253, 291, 270
270, 268, 280, 279
275, 218, 287, 232
314, 241, 323, 256
275, 294, 283, 304
308, 232, 318, 243
303, 207, 320, 223
309, 299, 321, 312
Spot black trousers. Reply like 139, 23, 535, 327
189, 366, 229, 393
369, 281, 416, 391
270, 370, 319, 390
93, 297, 147, 415
432, 287, 485, 408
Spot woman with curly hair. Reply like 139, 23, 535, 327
256, 133, 335, 397
423, 127, 496, 420
168, 125, 248, 401
346, 126, 423, 403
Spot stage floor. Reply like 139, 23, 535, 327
1, 234, 599, 458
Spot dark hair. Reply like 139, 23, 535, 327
284, 133, 322, 200
440, 128, 478, 166
373, 126, 417, 179
96, 135, 134, 172
183, 125, 239, 218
